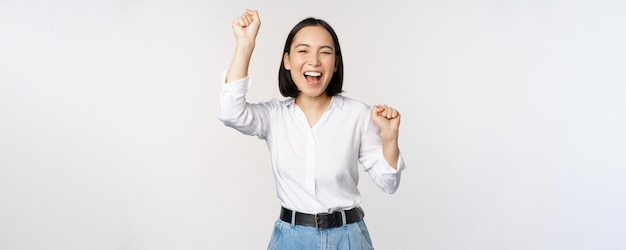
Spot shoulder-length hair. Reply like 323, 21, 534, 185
278, 17, 344, 97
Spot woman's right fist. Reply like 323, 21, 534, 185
232, 9, 261, 44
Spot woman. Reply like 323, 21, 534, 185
218, 9, 406, 250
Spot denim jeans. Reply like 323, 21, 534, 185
267, 219, 374, 250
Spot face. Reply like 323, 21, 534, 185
283, 25, 337, 99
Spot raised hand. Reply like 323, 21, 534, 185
371, 105, 401, 138
232, 9, 261, 45
226, 9, 261, 83
370, 105, 401, 168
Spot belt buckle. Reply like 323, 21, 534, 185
315, 212, 329, 230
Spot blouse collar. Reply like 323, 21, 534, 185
284, 95, 345, 112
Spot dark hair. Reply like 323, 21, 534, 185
278, 17, 344, 97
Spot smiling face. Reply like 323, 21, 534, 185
283, 25, 337, 100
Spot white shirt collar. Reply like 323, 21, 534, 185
283, 95, 345, 112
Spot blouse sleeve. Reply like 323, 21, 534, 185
358, 111, 406, 194
217, 72, 271, 139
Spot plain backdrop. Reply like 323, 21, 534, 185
1, 0, 625, 249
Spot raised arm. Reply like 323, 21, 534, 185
226, 9, 261, 83
370, 105, 401, 169
218, 9, 270, 138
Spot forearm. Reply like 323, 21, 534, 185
381, 130, 399, 169
226, 41, 255, 83
226, 9, 260, 83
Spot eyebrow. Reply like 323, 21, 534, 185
294, 44, 335, 50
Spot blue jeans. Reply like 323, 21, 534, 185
267, 219, 375, 250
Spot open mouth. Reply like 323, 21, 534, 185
304, 71, 322, 84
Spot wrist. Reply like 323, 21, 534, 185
235, 39, 255, 51
381, 128, 399, 142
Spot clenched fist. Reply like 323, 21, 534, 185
371, 105, 401, 139
232, 9, 261, 45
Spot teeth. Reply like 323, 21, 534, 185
304, 72, 321, 77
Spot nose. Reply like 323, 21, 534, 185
307, 54, 321, 67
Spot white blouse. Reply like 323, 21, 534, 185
218, 74, 406, 214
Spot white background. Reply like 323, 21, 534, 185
1, 0, 625, 249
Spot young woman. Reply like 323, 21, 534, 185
218, 9, 406, 250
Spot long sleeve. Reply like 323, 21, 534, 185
217, 72, 271, 139
358, 113, 406, 194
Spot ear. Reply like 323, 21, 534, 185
283, 52, 291, 70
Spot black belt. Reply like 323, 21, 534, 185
279, 206, 364, 230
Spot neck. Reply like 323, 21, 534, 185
295, 94, 332, 111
